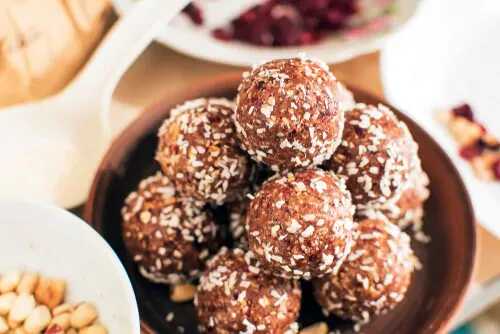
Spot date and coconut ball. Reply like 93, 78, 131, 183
156, 98, 252, 205
313, 218, 416, 323
234, 56, 346, 171
246, 169, 356, 280
121, 172, 221, 285
327, 103, 419, 207
195, 248, 301, 334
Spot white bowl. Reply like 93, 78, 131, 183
0, 200, 140, 334
113, 0, 420, 66
380, 0, 500, 237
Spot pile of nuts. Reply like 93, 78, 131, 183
0, 271, 107, 334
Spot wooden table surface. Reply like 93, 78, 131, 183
112, 43, 500, 286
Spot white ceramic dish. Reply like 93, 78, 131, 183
380, 0, 500, 236
0, 200, 140, 334
113, 0, 420, 66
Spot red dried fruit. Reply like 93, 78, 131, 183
183, 3, 203, 25
187, 0, 359, 46
459, 142, 483, 160
452, 103, 474, 121
493, 160, 500, 180
45, 324, 64, 334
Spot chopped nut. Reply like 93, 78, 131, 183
51, 304, 73, 317
170, 284, 196, 303
299, 322, 328, 334
17, 273, 39, 295
0, 271, 21, 293
0, 316, 7, 334
9, 293, 36, 324
23, 305, 51, 334
70, 303, 98, 329
35, 278, 66, 309
48, 313, 70, 330
0, 292, 16, 315
79, 324, 108, 334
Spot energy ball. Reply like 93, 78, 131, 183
246, 169, 355, 280
121, 172, 220, 285
156, 98, 252, 205
360, 167, 430, 229
327, 103, 419, 206
195, 248, 301, 334
313, 218, 416, 323
228, 197, 250, 249
234, 56, 345, 171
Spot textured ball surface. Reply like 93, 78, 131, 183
246, 169, 355, 280
195, 248, 301, 334
327, 103, 419, 206
156, 98, 252, 204
234, 57, 345, 171
121, 173, 220, 285
313, 218, 416, 322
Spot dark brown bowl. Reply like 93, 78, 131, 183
84, 74, 476, 334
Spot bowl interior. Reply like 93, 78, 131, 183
0, 200, 140, 334
85, 75, 475, 334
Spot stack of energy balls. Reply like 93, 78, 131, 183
121, 56, 428, 333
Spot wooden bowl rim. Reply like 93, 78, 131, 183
84, 73, 476, 334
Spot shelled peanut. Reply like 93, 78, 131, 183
0, 271, 107, 334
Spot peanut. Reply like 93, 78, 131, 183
299, 322, 328, 334
0, 293, 16, 315
34, 278, 65, 309
23, 305, 51, 334
79, 324, 107, 334
48, 313, 70, 330
0, 271, 21, 293
17, 273, 39, 295
9, 294, 36, 324
69, 303, 97, 329
0, 316, 7, 334
51, 304, 73, 317
170, 284, 196, 303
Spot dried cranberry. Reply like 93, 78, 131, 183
452, 103, 474, 121
212, 28, 233, 41
183, 3, 203, 25
459, 142, 484, 160
492, 160, 500, 180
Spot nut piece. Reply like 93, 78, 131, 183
0, 292, 16, 315
299, 322, 328, 334
44, 324, 64, 334
17, 273, 39, 295
0, 316, 7, 334
66, 328, 78, 334
70, 303, 98, 329
35, 278, 66, 309
0, 271, 21, 293
79, 324, 107, 334
51, 304, 73, 317
48, 313, 70, 329
11, 328, 28, 334
24, 305, 51, 334
9, 293, 36, 324
170, 284, 196, 303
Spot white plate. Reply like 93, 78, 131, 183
381, 0, 500, 236
113, 0, 420, 66
0, 200, 140, 334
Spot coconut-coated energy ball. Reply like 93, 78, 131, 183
313, 218, 416, 323
234, 56, 346, 171
327, 103, 419, 206
359, 166, 430, 229
121, 172, 220, 285
246, 169, 356, 280
195, 248, 301, 334
156, 98, 252, 205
